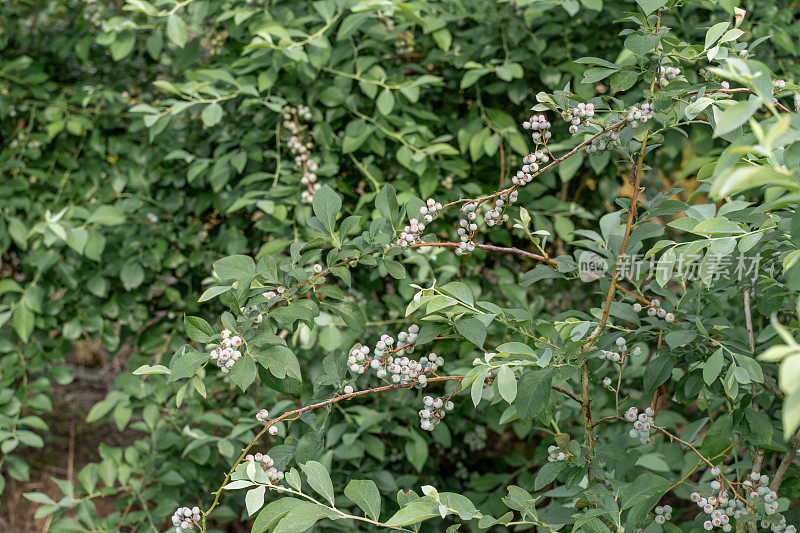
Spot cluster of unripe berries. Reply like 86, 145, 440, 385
346, 326, 444, 386
282, 105, 311, 133
262, 285, 286, 301
397, 218, 425, 247
586, 129, 620, 155
171, 506, 201, 532
599, 337, 641, 369
546, 445, 567, 462
626, 102, 656, 126
282, 106, 320, 204
522, 114, 552, 143
419, 395, 454, 431
209, 330, 244, 373
511, 148, 550, 186
624, 406, 657, 444
244, 452, 284, 484
631, 299, 675, 322
562, 103, 595, 134
690, 479, 737, 531
255, 409, 279, 435
483, 192, 515, 227
396, 199, 444, 247
773, 79, 787, 90
741, 471, 785, 525
659, 66, 681, 86
419, 198, 443, 224
456, 203, 479, 255
653, 505, 673, 524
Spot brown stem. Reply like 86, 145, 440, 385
744, 288, 755, 352
553, 385, 583, 405
581, 362, 594, 475
770, 428, 800, 492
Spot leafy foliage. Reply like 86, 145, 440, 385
3, 0, 800, 532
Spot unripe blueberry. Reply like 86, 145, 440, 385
268, 425, 278, 436
603, 377, 612, 386
632, 303, 642, 312
344, 385, 354, 394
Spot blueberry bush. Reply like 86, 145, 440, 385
3, 0, 800, 532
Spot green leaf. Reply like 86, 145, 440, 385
624, 34, 658, 56
635, 0, 666, 14
376, 89, 395, 115
246, 485, 266, 516
344, 479, 381, 521
166, 14, 188, 48
703, 349, 724, 385
520, 266, 563, 286
701, 412, 734, 458
184, 315, 214, 343
385, 500, 441, 527
231, 354, 257, 391
534, 460, 565, 490
461, 69, 490, 89
664, 330, 697, 349
273, 502, 329, 533
13, 305, 34, 343
375, 185, 400, 231
110, 30, 136, 61
312, 185, 341, 236
168, 347, 208, 383
743, 409, 773, 447
705, 21, 730, 49
515, 368, 554, 421
783, 389, 800, 438
252, 498, 303, 533
714, 97, 762, 137
455, 317, 486, 348
710, 166, 800, 199
611, 70, 638, 93
87, 205, 126, 226
202, 102, 224, 127
622, 473, 670, 528
327, 301, 366, 332
253, 345, 302, 380
120, 263, 145, 291
300, 461, 335, 505
643, 355, 674, 393
583, 67, 618, 83
214, 255, 256, 279
497, 366, 517, 403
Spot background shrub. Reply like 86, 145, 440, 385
1, 0, 800, 532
